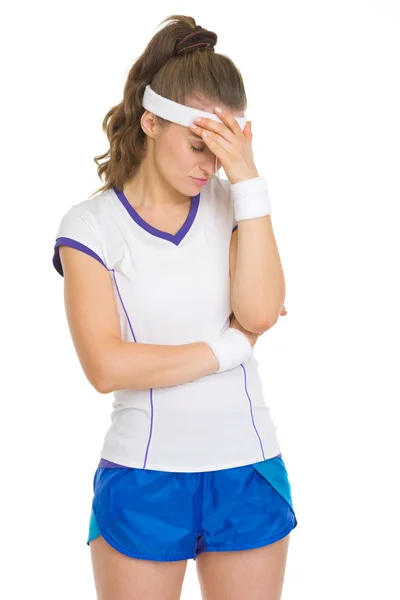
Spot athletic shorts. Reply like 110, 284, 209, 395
86, 455, 298, 562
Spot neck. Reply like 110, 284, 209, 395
123, 155, 190, 209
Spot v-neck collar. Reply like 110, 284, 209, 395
113, 186, 200, 246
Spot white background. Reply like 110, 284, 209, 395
2, 1, 399, 598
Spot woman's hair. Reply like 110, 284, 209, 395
89, 14, 247, 199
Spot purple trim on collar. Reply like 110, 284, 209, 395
113, 187, 200, 246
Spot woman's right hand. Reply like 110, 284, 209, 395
229, 313, 260, 348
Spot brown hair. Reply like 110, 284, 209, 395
88, 15, 247, 199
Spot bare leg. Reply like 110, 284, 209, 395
195, 533, 291, 600
89, 535, 188, 600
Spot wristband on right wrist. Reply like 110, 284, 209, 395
230, 176, 272, 222
202, 327, 253, 373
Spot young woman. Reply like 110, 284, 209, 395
53, 14, 298, 600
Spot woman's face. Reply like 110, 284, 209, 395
142, 96, 244, 196
155, 119, 222, 193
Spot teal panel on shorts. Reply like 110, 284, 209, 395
251, 456, 294, 513
87, 507, 101, 544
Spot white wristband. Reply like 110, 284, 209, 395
231, 176, 272, 222
202, 327, 254, 373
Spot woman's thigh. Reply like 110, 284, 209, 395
89, 535, 188, 600
195, 532, 290, 600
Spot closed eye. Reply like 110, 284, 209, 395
191, 145, 206, 153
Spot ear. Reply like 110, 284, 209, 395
141, 110, 158, 138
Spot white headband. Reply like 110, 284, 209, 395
142, 84, 247, 131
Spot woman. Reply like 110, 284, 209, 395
53, 14, 298, 600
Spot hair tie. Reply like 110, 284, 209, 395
174, 25, 217, 56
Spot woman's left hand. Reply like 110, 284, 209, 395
189, 108, 258, 185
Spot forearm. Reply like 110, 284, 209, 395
233, 215, 285, 330
231, 177, 285, 331
97, 339, 219, 393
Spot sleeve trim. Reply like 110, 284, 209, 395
53, 237, 108, 277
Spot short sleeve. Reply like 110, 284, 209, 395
232, 215, 238, 233
52, 205, 107, 277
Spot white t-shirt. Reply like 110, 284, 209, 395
53, 175, 281, 472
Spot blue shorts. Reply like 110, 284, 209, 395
86, 456, 298, 562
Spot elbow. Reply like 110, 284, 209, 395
257, 318, 278, 333
87, 366, 112, 394
90, 356, 114, 395
232, 297, 281, 334
94, 361, 117, 394
252, 306, 283, 333
93, 376, 113, 395
91, 338, 124, 394
251, 317, 276, 334
256, 309, 283, 332
234, 307, 277, 334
